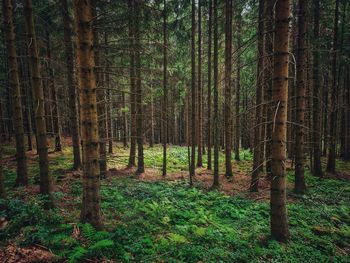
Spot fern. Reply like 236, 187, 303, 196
68, 246, 88, 263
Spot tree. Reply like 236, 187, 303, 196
197, 0, 203, 167
135, 0, 144, 174
326, 0, 340, 174
251, 0, 264, 192
207, 0, 212, 170
128, 0, 137, 168
212, 0, 219, 188
73, 0, 102, 229
190, 0, 196, 185
270, 0, 291, 242
312, 0, 323, 176
61, 0, 81, 170
2, 0, 28, 186
24, 0, 52, 198
0, 104, 5, 198
224, 0, 233, 177
294, 0, 307, 194
162, 0, 168, 177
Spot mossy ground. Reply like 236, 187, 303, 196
0, 141, 350, 262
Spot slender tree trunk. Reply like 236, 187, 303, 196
128, 0, 136, 167
224, 0, 233, 177
46, 31, 62, 152
162, 0, 167, 177
2, 0, 28, 186
190, 0, 196, 185
326, 0, 340, 173
312, 0, 323, 176
104, 33, 113, 154
270, 0, 290, 243
73, 0, 102, 229
234, 7, 242, 161
197, 0, 203, 167
212, 0, 219, 188
24, 0, 52, 198
251, 0, 264, 192
135, 0, 144, 174
61, 0, 81, 170
294, 0, 307, 194
207, 0, 212, 170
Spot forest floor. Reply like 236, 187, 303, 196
1, 140, 350, 262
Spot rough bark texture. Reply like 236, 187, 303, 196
312, 0, 323, 176
73, 0, 102, 229
190, 0, 196, 185
0, 104, 5, 198
212, 0, 219, 188
251, 0, 264, 192
224, 0, 233, 177
128, 0, 137, 167
24, 0, 52, 198
197, 0, 203, 167
270, 0, 291, 243
61, 0, 81, 170
162, 0, 167, 177
207, 0, 212, 170
326, 0, 339, 173
294, 0, 307, 194
2, 0, 28, 186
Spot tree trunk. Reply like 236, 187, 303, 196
270, 0, 290, 243
326, 0, 340, 173
212, 0, 219, 188
73, 0, 102, 229
224, 0, 233, 177
197, 0, 203, 167
2, 0, 28, 186
312, 0, 323, 176
207, 0, 212, 170
24, 0, 52, 199
234, 7, 242, 161
46, 31, 62, 152
251, 0, 264, 192
190, 0, 196, 185
0, 101, 5, 198
61, 0, 81, 170
135, 0, 144, 174
162, 0, 167, 177
128, 0, 136, 167
294, 0, 307, 194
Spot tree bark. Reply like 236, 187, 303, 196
326, 0, 340, 173
224, 0, 233, 177
73, 0, 102, 229
294, 0, 307, 194
212, 0, 219, 188
207, 0, 212, 170
24, 0, 52, 199
61, 0, 81, 170
311, 0, 323, 176
190, 0, 196, 185
162, 0, 167, 177
2, 0, 28, 186
128, 0, 137, 167
135, 0, 144, 174
270, 0, 291, 243
251, 0, 264, 192
197, 0, 203, 167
